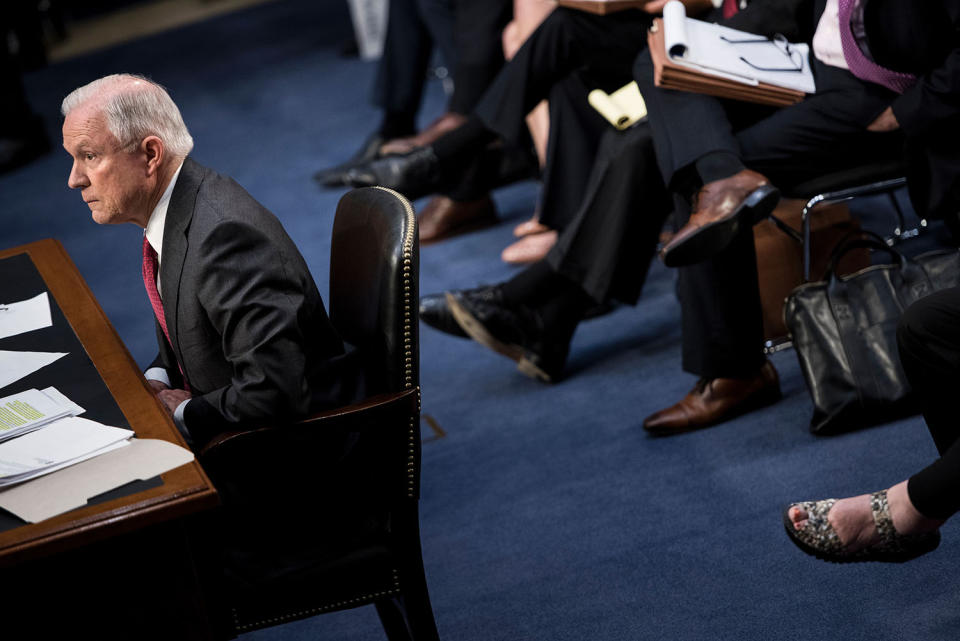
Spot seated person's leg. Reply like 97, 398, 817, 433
345, 7, 653, 201
782, 289, 960, 563
422, 123, 673, 381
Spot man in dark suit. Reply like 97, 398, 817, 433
632, 0, 960, 434
61, 74, 360, 450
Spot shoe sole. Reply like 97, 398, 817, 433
446, 292, 554, 383
781, 506, 941, 563
661, 184, 780, 268
643, 383, 782, 437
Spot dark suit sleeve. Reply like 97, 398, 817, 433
147, 322, 184, 387
181, 219, 314, 445
892, 50, 960, 137
722, 0, 814, 42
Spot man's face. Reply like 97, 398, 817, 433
62, 105, 151, 226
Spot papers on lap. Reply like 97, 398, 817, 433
649, 1, 815, 107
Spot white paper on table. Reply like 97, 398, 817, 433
0, 292, 53, 340
39, 386, 85, 416
0, 350, 68, 391
0, 416, 133, 484
0, 438, 194, 523
0, 387, 75, 441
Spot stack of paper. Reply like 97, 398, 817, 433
0, 417, 133, 487
648, 1, 815, 107
0, 387, 84, 442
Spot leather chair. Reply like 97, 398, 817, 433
195, 187, 440, 641
761, 160, 913, 352
773, 159, 913, 281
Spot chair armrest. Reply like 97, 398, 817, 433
200, 387, 420, 458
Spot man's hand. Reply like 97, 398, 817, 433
157, 388, 192, 416
641, 0, 672, 12
867, 106, 900, 132
147, 379, 170, 394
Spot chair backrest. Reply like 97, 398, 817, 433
329, 187, 419, 395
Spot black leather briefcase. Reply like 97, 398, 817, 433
784, 232, 960, 434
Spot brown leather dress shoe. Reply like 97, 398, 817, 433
660, 169, 780, 267
380, 112, 468, 156
643, 361, 781, 435
418, 195, 498, 244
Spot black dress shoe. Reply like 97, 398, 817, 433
344, 146, 443, 201
445, 287, 569, 383
313, 132, 387, 187
419, 292, 468, 338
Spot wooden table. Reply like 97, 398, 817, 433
0, 239, 218, 564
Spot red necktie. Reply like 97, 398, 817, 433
722, 0, 739, 19
142, 236, 189, 389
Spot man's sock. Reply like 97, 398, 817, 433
694, 151, 745, 186
378, 110, 417, 140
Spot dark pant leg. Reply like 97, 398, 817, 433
372, 0, 434, 119
538, 71, 612, 231
670, 62, 902, 378
899, 288, 960, 520
474, 7, 651, 146
417, 0, 457, 73
632, 49, 741, 192
547, 122, 672, 304
448, 0, 512, 114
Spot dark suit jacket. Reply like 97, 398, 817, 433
151, 158, 360, 449
726, 0, 959, 220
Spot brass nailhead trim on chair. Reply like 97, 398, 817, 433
233, 570, 402, 632
370, 187, 420, 499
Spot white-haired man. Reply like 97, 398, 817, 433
62, 74, 360, 449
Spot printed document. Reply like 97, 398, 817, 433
0, 387, 83, 442
0, 292, 53, 340
0, 416, 133, 487
0, 350, 68, 391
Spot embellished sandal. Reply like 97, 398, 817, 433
783, 489, 941, 563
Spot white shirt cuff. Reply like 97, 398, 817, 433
173, 399, 192, 446
144, 367, 172, 387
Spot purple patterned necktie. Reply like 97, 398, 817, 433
142, 236, 189, 391
837, 0, 917, 94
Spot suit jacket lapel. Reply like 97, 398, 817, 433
161, 157, 203, 364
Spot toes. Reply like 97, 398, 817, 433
788, 505, 808, 529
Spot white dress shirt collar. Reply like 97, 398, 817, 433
143, 161, 184, 264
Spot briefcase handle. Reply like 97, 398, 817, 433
823, 229, 905, 280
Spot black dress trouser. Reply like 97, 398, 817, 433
545, 121, 671, 304
900, 288, 960, 520
458, 8, 651, 229
633, 51, 903, 378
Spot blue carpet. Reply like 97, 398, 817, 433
3, 1, 958, 639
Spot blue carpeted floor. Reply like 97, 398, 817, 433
3, 1, 958, 639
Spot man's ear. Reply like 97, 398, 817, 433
142, 135, 165, 176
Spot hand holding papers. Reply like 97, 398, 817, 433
649, 0, 816, 106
